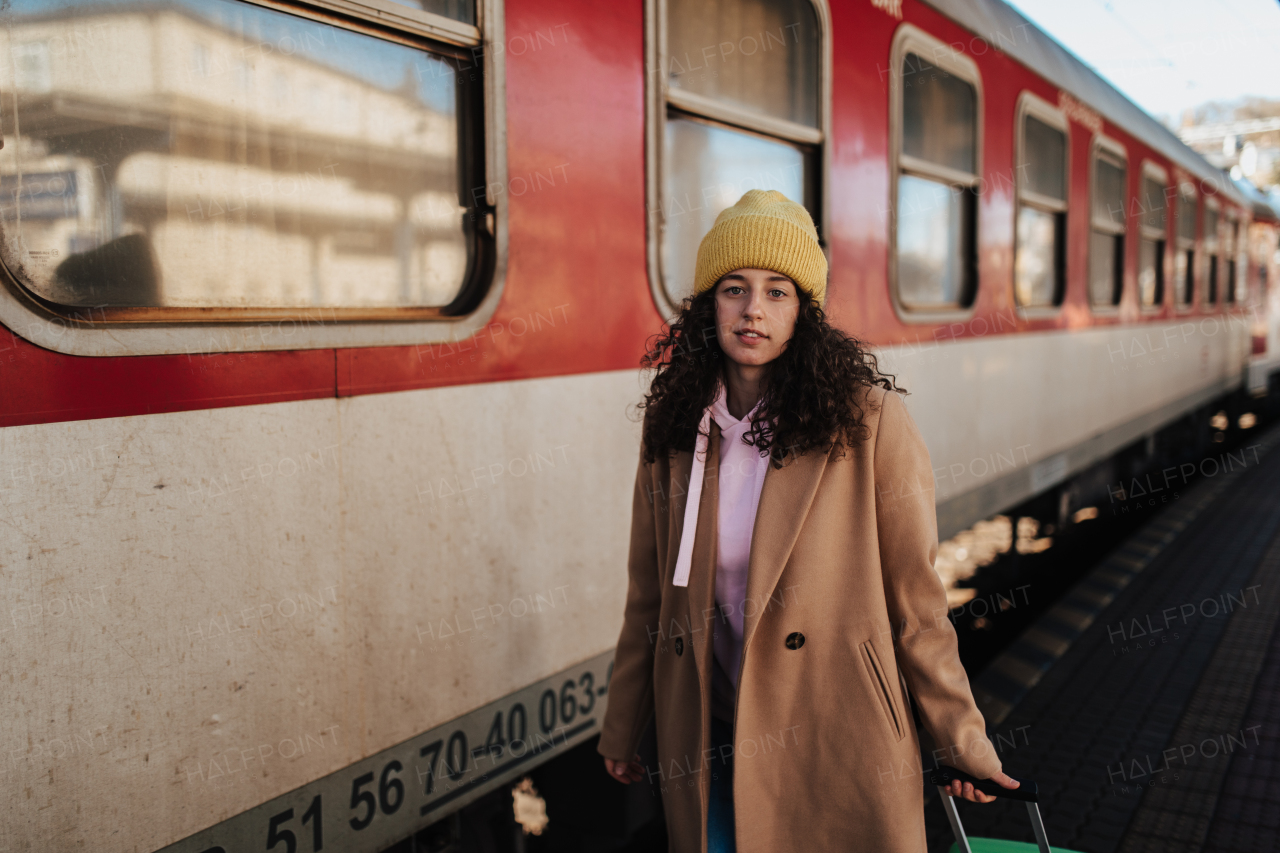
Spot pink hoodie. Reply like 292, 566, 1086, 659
671, 383, 770, 689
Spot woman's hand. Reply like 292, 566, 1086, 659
604, 755, 645, 784
946, 770, 1019, 803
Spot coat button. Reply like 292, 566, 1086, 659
785, 632, 805, 650
675, 637, 684, 656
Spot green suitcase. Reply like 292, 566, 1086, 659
929, 766, 1088, 853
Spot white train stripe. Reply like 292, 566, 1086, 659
881, 319, 1251, 536
155, 652, 614, 853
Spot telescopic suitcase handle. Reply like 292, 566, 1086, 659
927, 765, 1038, 802
927, 766, 1052, 853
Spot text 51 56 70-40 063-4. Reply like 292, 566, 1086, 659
161, 651, 615, 853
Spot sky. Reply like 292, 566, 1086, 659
1004, 0, 1280, 125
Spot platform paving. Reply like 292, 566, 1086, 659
924, 422, 1280, 853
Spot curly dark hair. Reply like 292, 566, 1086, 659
639, 286, 902, 467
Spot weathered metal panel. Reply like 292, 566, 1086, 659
0, 369, 641, 851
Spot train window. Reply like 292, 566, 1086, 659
384, 0, 476, 23
1176, 192, 1197, 242
1089, 144, 1126, 307
0, 0, 491, 321
667, 0, 819, 127
1225, 218, 1239, 303
662, 120, 810, 302
901, 63, 977, 174
1022, 117, 1066, 199
652, 0, 825, 305
890, 28, 981, 314
1014, 99, 1067, 309
896, 175, 974, 308
1204, 203, 1220, 304
1137, 167, 1168, 309
1140, 176, 1167, 232
1175, 188, 1197, 306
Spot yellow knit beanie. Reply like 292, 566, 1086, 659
693, 189, 827, 305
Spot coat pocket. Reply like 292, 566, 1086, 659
860, 641, 906, 742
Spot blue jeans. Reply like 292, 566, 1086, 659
707, 716, 736, 853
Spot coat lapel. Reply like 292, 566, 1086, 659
666, 427, 720, 676
687, 426, 720, 686
741, 446, 831, 654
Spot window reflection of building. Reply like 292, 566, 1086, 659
655, 0, 822, 305
0, 0, 469, 310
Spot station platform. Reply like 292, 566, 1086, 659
924, 422, 1280, 853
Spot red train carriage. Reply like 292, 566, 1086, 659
0, 0, 1275, 849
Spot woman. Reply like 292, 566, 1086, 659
598, 190, 1017, 852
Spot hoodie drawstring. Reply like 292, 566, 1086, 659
672, 408, 713, 588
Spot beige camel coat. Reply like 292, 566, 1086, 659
598, 386, 1001, 853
